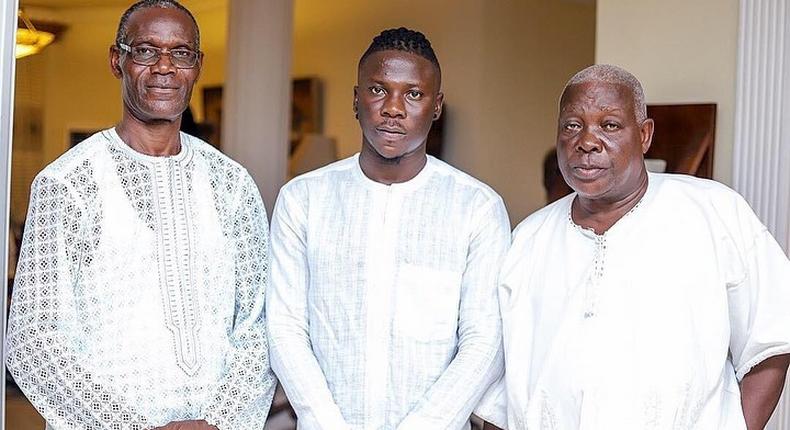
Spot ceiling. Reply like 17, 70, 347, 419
22, 0, 131, 7
20, 0, 225, 11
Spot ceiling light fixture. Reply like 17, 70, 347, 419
16, 9, 57, 59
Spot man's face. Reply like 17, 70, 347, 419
110, 7, 201, 123
556, 81, 653, 202
354, 50, 443, 160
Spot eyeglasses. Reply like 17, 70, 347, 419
117, 43, 200, 69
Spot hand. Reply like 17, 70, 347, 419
153, 420, 218, 430
482, 422, 504, 430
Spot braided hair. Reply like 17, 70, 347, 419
359, 27, 440, 75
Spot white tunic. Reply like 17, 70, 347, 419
496, 173, 790, 429
5, 128, 276, 430
267, 154, 510, 430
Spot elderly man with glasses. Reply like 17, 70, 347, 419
5, 1, 276, 429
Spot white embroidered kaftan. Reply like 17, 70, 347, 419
495, 173, 790, 429
5, 128, 276, 430
267, 154, 510, 430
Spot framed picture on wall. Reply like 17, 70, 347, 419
202, 78, 324, 153
290, 77, 322, 147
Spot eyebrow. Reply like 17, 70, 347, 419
129, 37, 197, 49
597, 105, 625, 112
560, 103, 626, 114
369, 78, 425, 88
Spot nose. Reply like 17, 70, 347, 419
151, 52, 177, 74
381, 93, 406, 119
575, 126, 603, 153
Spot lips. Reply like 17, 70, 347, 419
375, 125, 407, 140
145, 85, 181, 100
147, 85, 179, 91
146, 79, 180, 89
571, 164, 607, 181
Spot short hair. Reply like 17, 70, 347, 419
561, 64, 647, 123
116, 0, 200, 48
359, 27, 441, 75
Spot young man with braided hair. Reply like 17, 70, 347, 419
5, 1, 276, 428
268, 28, 509, 429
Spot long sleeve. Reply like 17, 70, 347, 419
474, 374, 508, 429
201, 172, 277, 429
727, 198, 790, 381
266, 185, 351, 430
396, 197, 510, 430
5, 174, 151, 430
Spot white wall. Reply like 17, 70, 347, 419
293, 0, 596, 224
12, 1, 226, 219
596, 0, 739, 185
14, 1, 596, 225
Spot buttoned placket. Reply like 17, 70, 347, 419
363, 184, 402, 428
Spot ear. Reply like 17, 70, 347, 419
353, 86, 359, 116
109, 45, 122, 78
195, 51, 204, 80
640, 118, 655, 154
432, 92, 444, 121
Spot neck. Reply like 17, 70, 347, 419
572, 170, 649, 235
116, 111, 183, 156
359, 141, 427, 185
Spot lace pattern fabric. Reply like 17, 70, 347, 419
5, 129, 276, 429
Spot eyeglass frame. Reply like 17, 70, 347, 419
117, 42, 202, 69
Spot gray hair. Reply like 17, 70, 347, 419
116, 0, 200, 48
561, 64, 647, 123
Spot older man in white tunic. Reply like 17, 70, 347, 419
267, 28, 509, 430
489, 65, 790, 430
5, 1, 275, 429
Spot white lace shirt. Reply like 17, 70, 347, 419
5, 128, 276, 429
494, 173, 790, 429
267, 154, 510, 430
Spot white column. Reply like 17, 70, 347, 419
733, 0, 790, 255
0, 0, 19, 422
734, 1, 790, 429
222, 0, 293, 216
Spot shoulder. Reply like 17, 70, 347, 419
427, 156, 504, 210
279, 155, 358, 197
511, 193, 573, 244
185, 133, 262, 199
652, 172, 739, 198
36, 130, 111, 183
272, 156, 359, 221
186, 133, 246, 176
650, 173, 754, 218
29, 130, 119, 208
646, 174, 774, 260
428, 156, 501, 198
